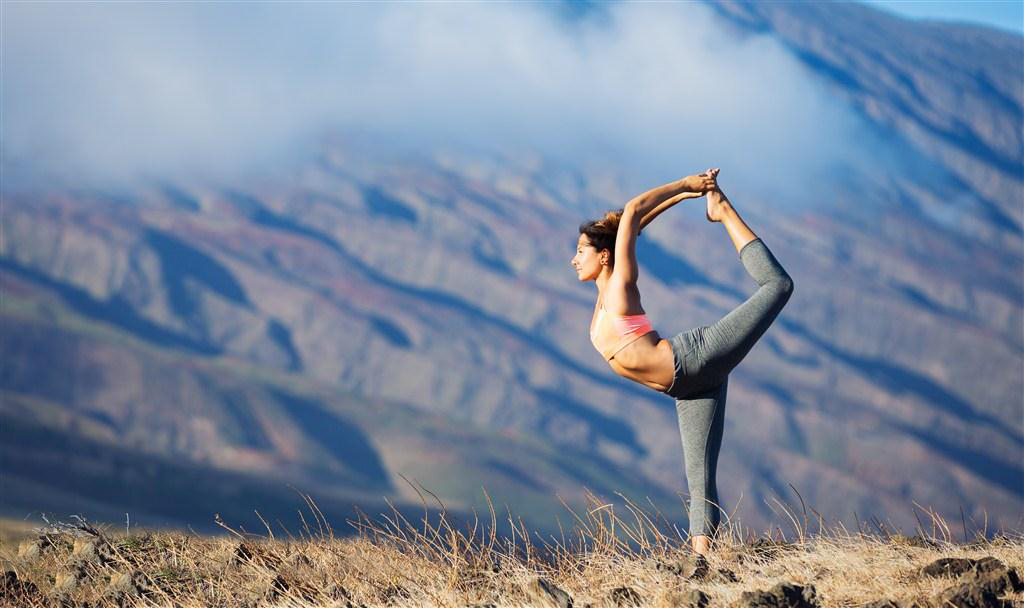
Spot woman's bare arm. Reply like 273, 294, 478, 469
627, 171, 717, 228
638, 191, 704, 233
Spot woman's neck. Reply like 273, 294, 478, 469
595, 266, 614, 302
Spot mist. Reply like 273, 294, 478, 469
2, 1, 873, 206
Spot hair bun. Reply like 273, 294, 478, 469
596, 209, 624, 232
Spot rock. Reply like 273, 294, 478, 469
670, 589, 709, 608
527, 577, 573, 608
265, 574, 290, 601
713, 567, 740, 583
919, 556, 1023, 597
233, 541, 282, 569
956, 559, 1023, 599
652, 554, 739, 584
234, 542, 254, 565
921, 557, 978, 578
738, 538, 801, 564
0, 570, 42, 604
654, 554, 710, 580
935, 582, 1009, 608
737, 582, 820, 608
610, 586, 642, 607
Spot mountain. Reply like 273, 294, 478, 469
2, 1, 1021, 539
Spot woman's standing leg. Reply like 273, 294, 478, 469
676, 378, 728, 554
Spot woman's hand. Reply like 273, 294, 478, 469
682, 168, 719, 193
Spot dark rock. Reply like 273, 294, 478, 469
919, 556, 1023, 596
737, 582, 820, 608
527, 577, 573, 608
713, 567, 740, 583
964, 563, 1023, 597
921, 557, 979, 578
654, 554, 710, 579
263, 574, 290, 602
654, 554, 739, 584
234, 542, 254, 565
610, 586, 642, 607
935, 582, 1010, 608
675, 588, 709, 608
972, 557, 1006, 575
738, 538, 801, 564
232, 541, 282, 569
0, 570, 41, 604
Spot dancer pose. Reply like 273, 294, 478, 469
571, 169, 794, 556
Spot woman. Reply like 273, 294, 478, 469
570, 168, 794, 556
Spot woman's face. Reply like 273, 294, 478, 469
571, 234, 606, 282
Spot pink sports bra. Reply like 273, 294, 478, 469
589, 301, 655, 361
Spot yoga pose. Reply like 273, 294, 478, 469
570, 169, 794, 556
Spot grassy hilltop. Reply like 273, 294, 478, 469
1, 492, 1022, 607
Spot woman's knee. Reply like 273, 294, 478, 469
777, 273, 794, 295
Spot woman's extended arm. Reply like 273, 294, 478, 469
627, 171, 717, 229
638, 191, 704, 233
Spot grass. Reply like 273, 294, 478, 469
1, 484, 1021, 607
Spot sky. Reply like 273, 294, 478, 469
863, 0, 1024, 34
1, 0, 1018, 203
0, 1, 877, 200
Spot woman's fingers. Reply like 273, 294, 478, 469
695, 167, 720, 192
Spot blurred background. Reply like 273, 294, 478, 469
2, 0, 1021, 542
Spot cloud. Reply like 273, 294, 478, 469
2, 1, 870, 205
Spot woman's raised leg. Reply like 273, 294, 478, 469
693, 187, 794, 387
695, 238, 793, 386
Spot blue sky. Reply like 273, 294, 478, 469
2, 0, 1017, 198
1, 1, 869, 198
862, 0, 1023, 34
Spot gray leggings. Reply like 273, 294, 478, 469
662, 237, 794, 538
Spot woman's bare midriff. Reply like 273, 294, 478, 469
607, 331, 677, 392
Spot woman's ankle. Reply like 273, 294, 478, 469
690, 534, 712, 555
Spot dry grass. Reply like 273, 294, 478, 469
1, 484, 1021, 608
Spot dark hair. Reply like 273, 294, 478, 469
578, 208, 624, 265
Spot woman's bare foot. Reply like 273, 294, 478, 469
691, 534, 712, 557
706, 184, 732, 223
